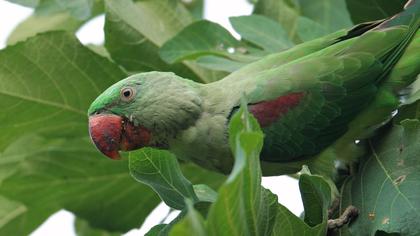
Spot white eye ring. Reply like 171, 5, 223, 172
120, 87, 135, 101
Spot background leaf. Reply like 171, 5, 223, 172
196, 56, 248, 73
7, 13, 83, 45
296, 17, 329, 42
35, 0, 97, 20
180, 0, 204, 19
253, 0, 353, 43
160, 20, 241, 64
5, 0, 104, 46
5, 0, 39, 7
230, 15, 294, 52
395, 90, 420, 123
343, 120, 420, 236
169, 200, 206, 236
75, 217, 120, 236
0, 135, 160, 234
104, 0, 223, 83
253, 0, 301, 42
0, 31, 124, 151
297, 0, 353, 32
345, 0, 406, 24
272, 204, 326, 236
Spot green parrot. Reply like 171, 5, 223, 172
88, 1, 420, 175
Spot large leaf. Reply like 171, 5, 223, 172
145, 210, 187, 236
0, 31, 166, 234
296, 16, 329, 42
7, 0, 102, 20
230, 15, 294, 52
395, 90, 420, 123
179, 0, 204, 19
159, 20, 240, 64
297, 0, 353, 32
75, 217, 120, 236
35, 0, 97, 20
0, 31, 125, 151
7, 1, 103, 45
206, 104, 277, 236
7, 13, 84, 45
104, 0, 223, 83
129, 148, 199, 210
272, 204, 326, 236
129, 148, 226, 210
253, 0, 301, 42
345, 0, 406, 24
343, 120, 420, 235
0, 196, 30, 234
169, 200, 206, 236
5, 0, 38, 7
0, 135, 160, 234
299, 174, 332, 227
254, 0, 353, 43
196, 56, 247, 73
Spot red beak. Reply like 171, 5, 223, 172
88, 114, 151, 160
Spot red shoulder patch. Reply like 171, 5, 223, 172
249, 92, 304, 127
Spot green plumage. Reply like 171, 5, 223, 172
89, 2, 420, 174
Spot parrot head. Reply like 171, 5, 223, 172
88, 71, 202, 160
88, 74, 152, 160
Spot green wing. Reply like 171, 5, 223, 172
244, 26, 413, 162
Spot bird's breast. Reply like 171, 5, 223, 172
168, 112, 233, 174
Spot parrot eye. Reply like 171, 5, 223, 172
120, 87, 135, 101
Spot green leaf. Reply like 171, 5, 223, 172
7, 13, 84, 45
196, 56, 247, 73
129, 148, 199, 209
343, 120, 420, 235
0, 196, 29, 233
7, 1, 103, 45
206, 104, 278, 236
253, 0, 301, 42
297, 0, 353, 32
254, 0, 353, 43
4, 0, 38, 7
75, 217, 120, 236
146, 210, 187, 236
0, 135, 160, 234
169, 200, 206, 236
230, 15, 294, 52
0, 31, 166, 234
159, 20, 240, 64
192, 184, 218, 203
299, 174, 332, 226
104, 0, 223, 83
271, 171, 334, 236
395, 90, 420, 123
0, 31, 125, 151
345, 0, 406, 24
272, 204, 326, 236
7, 0, 102, 20
179, 0, 204, 19
146, 224, 168, 236
35, 0, 99, 20
180, 164, 226, 195
296, 17, 329, 42
129, 148, 224, 211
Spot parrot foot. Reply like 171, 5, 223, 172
327, 205, 359, 230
